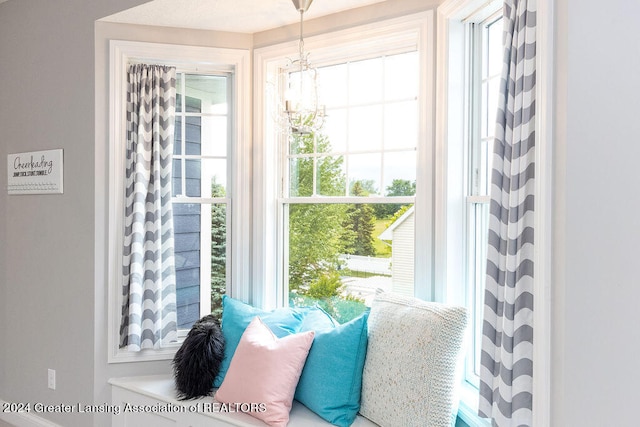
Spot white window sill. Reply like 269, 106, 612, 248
457, 381, 491, 427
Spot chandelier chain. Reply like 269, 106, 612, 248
299, 10, 305, 61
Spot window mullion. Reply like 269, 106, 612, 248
180, 73, 187, 198
469, 24, 483, 198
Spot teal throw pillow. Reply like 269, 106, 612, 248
294, 310, 370, 427
213, 295, 307, 388
299, 305, 337, 332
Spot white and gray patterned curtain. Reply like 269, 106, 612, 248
479, 0, 536, 425
120, 64, 178, 351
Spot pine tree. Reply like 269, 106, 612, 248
210, 181, 226, 319
342, 181, 376, 256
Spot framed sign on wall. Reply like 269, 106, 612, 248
7, 149, 64, 195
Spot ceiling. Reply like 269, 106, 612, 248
101, 0, 388, 34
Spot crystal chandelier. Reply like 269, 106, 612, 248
281, 0, 326, 135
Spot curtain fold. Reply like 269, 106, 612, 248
478, 0, 536, 425
120, 64, 178, 351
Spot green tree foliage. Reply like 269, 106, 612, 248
342, 181, 376, 256
387, 179, 416, 197
305, 271, 344, 299
350, 179, 378, 196
387, 204, 413, 227
288, 131, 349, 291
289, 271, 366, 324
210, 181, 226, 319
287, 128, 370, 323
374, 179, 417, 218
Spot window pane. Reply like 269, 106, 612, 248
173, 201, 228, 328
172, 159, 183, 197
210, 202, 227, 319
470, 201, 489, 377
185, 116, 202, 155
178, 114, 228, 157
488, 20, 503, 77
462, 14, 504, 384
348, 105, 383, 152
384, 51, 419, 101
318, 63, 348, 108
284, 52, 418, 203
176, 74, 183, 113
487, 77, 500, 138
185, 159, 201, 197
349, 57, 383, 104
204, 159, 227, 197
384, 100, 418, 150
166, 71, 230, 331
322, 108, 348, 153
283, 50, 419, 326
200, 116, 228, 157
289, 157, 314, 197
173, 202, 202, 329
289, 132, 315, 156
349, 153, 381, 196
383, 151, 416, 192
184, 74, 228, 114
182, 158, 227, 198
174, 118, 183, 155
287, 202, 415, 323
317, 156, 347, 197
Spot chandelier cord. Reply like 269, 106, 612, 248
298, 9, 305, 61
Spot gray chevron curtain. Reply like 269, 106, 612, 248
478, 0, 536, 425
120, 64, 178, 351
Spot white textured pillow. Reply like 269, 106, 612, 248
359, 293, 468, 427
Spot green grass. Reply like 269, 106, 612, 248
341, 269, 391, 278
373, 219, 392, 258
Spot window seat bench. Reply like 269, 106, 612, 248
109, 293, 468, 427
109, 375, 377, 427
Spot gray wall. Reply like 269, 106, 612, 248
552, 0, 640, 425
0, 1, 148, 426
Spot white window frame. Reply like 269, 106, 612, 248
436, 0, 553, 425
172, 71, 233, 336
464, 8, 503, 391
107, 40, 251, 363
253, 12, 434, 310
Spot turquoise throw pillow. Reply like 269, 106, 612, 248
294, 310, 370, 427
299, 305, 337, 332
213, 296, 307, 388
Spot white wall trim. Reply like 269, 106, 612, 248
532, 0, 554, 425
0, 399, 63, 427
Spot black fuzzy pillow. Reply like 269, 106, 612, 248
172, 314, 225, 400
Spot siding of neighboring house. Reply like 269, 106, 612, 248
390, 210, 415, 297
173, 95, 203, 329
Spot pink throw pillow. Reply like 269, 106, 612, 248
215, 316, 315, 427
